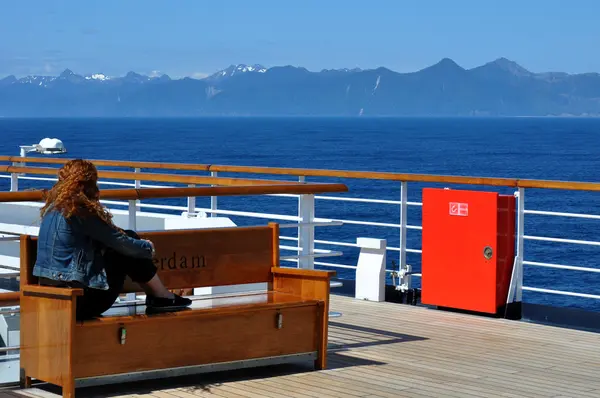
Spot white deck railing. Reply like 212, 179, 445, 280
0, 161, 597, 386
1, 170, 600, 306
2, 149, 600, 308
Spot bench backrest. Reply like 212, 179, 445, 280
20, 223, 280, 292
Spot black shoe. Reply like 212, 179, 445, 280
145, 294, 192, 312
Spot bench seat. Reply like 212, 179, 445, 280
19, 223, 335, 398
81, 291, 320, 324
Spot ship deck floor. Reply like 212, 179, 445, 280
4, 294, 600, 398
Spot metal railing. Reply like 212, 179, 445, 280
0, 156, 599, 309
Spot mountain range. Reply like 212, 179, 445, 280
1, 58, 600, 117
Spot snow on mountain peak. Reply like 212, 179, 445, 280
17, 75, 56, 87
238, 64, 267, 73
85, 73, 110, 81
229, 64, 267, 75
209, 64, 267, 81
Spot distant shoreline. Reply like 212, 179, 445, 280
2, 115, 600, 120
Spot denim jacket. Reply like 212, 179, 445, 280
33, 208, 153, 290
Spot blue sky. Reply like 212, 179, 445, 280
1, 0, 599, 78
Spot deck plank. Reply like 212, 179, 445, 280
7, 295, 600, 398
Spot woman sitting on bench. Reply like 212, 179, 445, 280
33, 159, 192, 319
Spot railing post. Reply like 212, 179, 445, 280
127, 169, 140, 304
297, 176, 304, 266
134, 168, 141, 212
9, 168, 18, 192
187, 184, 196, 215
10, 148, 27, 192
398, 181, 410, 290
210, 171, 218, 217
297, 176, 315, 269
128, 200, 137, 230
134, 168, 141, 190
516, 187, 525, 302
505, 187, 525, 317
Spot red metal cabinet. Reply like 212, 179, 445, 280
421, 188, 516, 314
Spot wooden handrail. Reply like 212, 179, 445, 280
1, 156, 599, 191
0, 184, 349, 203
0, 156, 212, 172
0, 292, 19, 307
0, 165, 298, 187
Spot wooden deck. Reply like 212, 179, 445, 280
4, 294, 600, 398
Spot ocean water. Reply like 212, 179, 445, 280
1, 117, 599, 312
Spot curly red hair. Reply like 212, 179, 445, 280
40, 159, 115, 227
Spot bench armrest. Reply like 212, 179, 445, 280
271, 267, 336, 371
20, 284, 80, 390
271, 267, 336, 301
271, 267, 337, 279
21, 285, 84, 300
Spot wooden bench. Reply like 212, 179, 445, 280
19, 223, 335, 398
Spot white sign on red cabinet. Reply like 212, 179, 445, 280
449, 202, 468, 216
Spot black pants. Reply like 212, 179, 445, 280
42, 230, 157, 320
